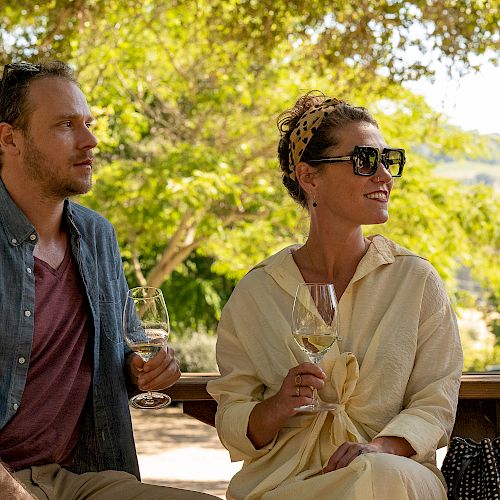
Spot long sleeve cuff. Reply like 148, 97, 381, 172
216, 401, 278, 462
375, 409, 447, 462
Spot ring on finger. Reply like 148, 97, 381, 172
295, 374, 302, 386
296, 386, 300, 397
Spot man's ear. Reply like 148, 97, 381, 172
295, 161, 319, 197
0, 122, 20, 157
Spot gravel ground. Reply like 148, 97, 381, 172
131, 405, 242, 498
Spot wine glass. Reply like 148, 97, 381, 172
122, 286, 171, 409
292, 283, 341, 412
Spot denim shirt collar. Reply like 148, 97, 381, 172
0, 177, 81, 243
0, 177, 37, 246
64, 200, 82, 239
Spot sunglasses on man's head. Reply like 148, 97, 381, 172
308, 145, 406, 177
0, 62, 41, 95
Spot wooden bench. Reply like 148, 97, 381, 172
131, 373, 500, 440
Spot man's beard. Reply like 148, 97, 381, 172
22, 134, 92, 199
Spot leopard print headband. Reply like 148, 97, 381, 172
285, 97, 343, 181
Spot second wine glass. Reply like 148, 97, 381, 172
122, 286, 171, 409
292, 283, 341, 412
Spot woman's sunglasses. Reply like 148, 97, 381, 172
308, 145, 406, 177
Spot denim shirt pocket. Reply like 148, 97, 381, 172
98, 277, 123, 345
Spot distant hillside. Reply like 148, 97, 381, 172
425, 131, 500, 189
435, 160, 500, 190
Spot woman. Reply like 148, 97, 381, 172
207, 93, 463, 499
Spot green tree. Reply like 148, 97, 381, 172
1, 1, 499, 332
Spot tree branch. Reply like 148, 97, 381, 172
160, 210, 195, 263
146, 237, 206, 288
131, 251, 147, 287
145, 208, 206, 287
37, 1, 86, 51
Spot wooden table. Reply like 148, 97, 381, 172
131, 373, 500, 439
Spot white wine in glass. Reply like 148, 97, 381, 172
122, 286, 171, 409
292, 283, 341, 412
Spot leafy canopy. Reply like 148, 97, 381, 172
1, 0, 498, 333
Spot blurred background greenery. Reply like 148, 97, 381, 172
2, 0, 498, 371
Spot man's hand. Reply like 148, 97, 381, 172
127, 346, 181, 391
0, 461, 36, 499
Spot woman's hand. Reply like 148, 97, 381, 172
322, 437, 416, 473
247, 362, 326, 449
271, 362, 326, 419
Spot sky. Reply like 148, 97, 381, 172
405, 61, 500, 136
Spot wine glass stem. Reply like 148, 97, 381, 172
309, 354, 323, 407
311, 387, 319, 407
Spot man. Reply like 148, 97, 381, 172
0, 61, 214, 499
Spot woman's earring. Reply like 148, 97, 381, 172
312, 199, 318, 208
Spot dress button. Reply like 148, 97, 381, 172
29, 234, 37, 241
27, 267, 32, 274
18, 357, 26, 364
24, 310, 31, 317
13, 403, 19, 410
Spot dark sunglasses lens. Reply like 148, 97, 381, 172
384, 150, 404, 176
356, 147, 378, 175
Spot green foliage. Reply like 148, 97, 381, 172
463, 343, 500, 372
483, 293, 500, 346
3, 1, 497, 77
171, 331, 218, 373
367, 156, 500, 301
1, 0, 499, 336
458, 307, 500, 371
162, 253, 235, 334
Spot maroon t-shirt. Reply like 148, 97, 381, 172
0, 246, 93, 470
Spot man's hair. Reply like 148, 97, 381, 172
0, 60, 78, 129
0, 60, 78, 168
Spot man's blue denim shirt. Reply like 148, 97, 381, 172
0, 178, 139, 478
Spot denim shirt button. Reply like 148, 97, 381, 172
11, 238, 17, 244
29, 234, 37, 241
18, 357, 26, 364
27, 267, 32, 274
13, 403, 19, 410
24, 310, 31, 317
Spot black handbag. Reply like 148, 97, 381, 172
441, 436, 500, 499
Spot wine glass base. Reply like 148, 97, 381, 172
295, 402, 339, 413
129, 392, 171, 410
